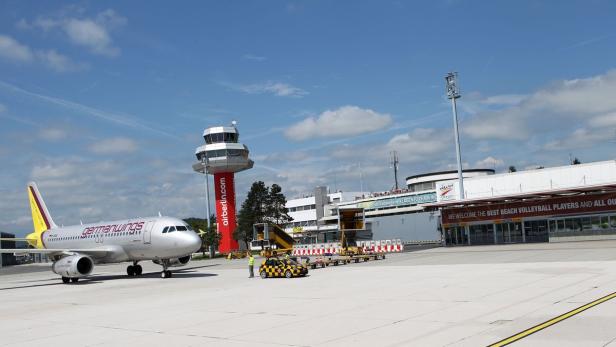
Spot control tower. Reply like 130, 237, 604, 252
192, 123, 254, 253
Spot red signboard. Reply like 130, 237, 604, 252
441, 192, 616, 224
214, 172, 239, 252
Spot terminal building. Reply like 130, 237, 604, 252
426, 160, 616, 245
284, 169, 494, 244
284, 160, 616, 246
284, 187, 365, 243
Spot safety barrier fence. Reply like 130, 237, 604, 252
291, 239, 404, 256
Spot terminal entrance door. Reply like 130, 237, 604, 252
495, 222, 523, 243
445, 226, 467, 245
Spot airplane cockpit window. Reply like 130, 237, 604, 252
168, 226, 176, 233
176, 226, 187, 231
162, 226, 169, 233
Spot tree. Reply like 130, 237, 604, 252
267, 184, 293, 225
234, 182, 293, 249
508, 166, 517, 173
185, 215, 219, 258
234, 181, 269, 249
200, 223, 221, 258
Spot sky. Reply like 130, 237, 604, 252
1, 1, 616, 235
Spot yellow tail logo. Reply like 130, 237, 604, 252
26, 182, 57, 249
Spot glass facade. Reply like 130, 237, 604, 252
443, 212, 616, 246
288, 204, 316, 212
204, 148, 248, 159
204, 132, 238, 144
548, 214, 616, 237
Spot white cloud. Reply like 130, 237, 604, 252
543, 128, 613, 151
31, 161, 81, 180
0, 35, 86, 72
236, 81, 307, 97
385, 128, 451, 162
474, 156, 505, 169
36, 49, 87, 72
64, 18, 118, 56
22, 9, 126, 57
285, 106, 392, 141
463, 107, 530, 140
38, 128, 68, 141
464, 70, 616, 141
0, 35, 33, 62
89, 137, 138, 154
588, 112, 616, 128
330, 128, 452, 166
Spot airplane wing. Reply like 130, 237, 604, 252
0, 248, 111, 258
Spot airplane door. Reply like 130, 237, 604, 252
143, 221, 153, 244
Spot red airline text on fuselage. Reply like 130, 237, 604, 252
80, 221, 144, 238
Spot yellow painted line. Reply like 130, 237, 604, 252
489, 291, 616, 347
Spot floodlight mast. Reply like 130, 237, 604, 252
446, 72, 465, 200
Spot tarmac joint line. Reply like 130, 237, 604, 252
488, 290, 616, 347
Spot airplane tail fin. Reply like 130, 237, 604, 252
27, 182, 57, 241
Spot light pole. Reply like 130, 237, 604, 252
202, 157, 212, 229
446, 72, 465, 200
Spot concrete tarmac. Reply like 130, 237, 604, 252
2, 241, 616, 346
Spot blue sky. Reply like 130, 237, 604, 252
1, 1, 616, 235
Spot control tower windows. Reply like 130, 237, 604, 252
204, 132, 238, 144
202, 149, 248, 159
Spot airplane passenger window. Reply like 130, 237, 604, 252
176, 226, 187, 231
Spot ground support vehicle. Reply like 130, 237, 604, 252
309, 257, 331, 269
348, 253, 385, 263
259, 257, 308, 279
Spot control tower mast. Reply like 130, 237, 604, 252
192, 122, 254, 253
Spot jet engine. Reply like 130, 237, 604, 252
52, 255, 94, 278
153, 255, 191, 268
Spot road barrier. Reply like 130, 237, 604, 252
293, 239, 404, 255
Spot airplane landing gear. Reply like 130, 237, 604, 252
127, 262, 143, 277
159, 259, 172, 279
62, 277, 70, 284
61, 277, 78, 284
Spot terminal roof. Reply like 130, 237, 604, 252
422, 183, 616, 209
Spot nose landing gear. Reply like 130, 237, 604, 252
159, 259, 172, 278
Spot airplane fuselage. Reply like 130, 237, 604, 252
42, 216, 201, 263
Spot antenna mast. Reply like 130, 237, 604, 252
390, 151, 399, 190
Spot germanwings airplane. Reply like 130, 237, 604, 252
0, 182, 201, 283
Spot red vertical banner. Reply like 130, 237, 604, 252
214, 172, 239, 253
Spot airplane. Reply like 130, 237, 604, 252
0, 182, 202, 283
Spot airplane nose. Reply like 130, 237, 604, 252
185, 231, 202, 253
